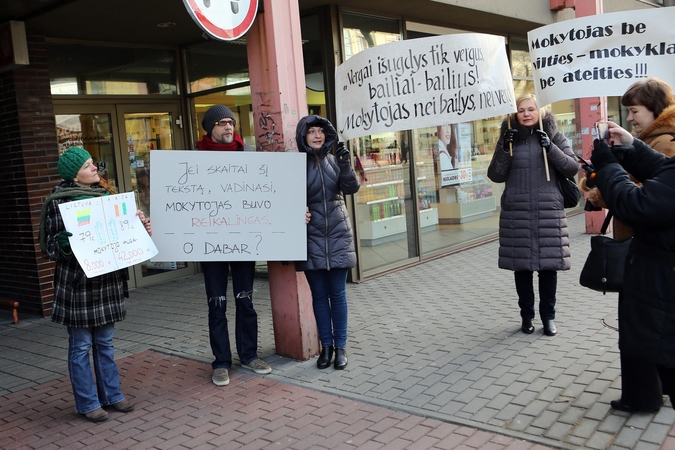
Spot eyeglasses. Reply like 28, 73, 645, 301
215, 119, 236, 127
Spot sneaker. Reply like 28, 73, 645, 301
111, 399, 134, 412
242, 358, 272, 374
212, 368, 230, 386
83, 407, 108, 422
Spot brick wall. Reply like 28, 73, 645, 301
0, 36, 60, 316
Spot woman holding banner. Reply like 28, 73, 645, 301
487, 94, 578, 337
295, 115, 360, 370
584, 77, 675, 413
38, 147, 152, 422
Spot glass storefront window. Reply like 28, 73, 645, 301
301, 14, 328, 117
55, 113, 119, 192
343, 13, 420, 274
185, 39, 249, 94
48, 43, 177, 95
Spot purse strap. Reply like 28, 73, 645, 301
600, 211, 613, 235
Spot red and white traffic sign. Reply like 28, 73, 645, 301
183, 0, 258, 41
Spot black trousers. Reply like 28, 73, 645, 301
514, 270, 557, 320
619, 353, 663, 410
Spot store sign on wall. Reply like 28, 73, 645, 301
182, 0, 258, 41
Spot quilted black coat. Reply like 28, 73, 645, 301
295, 115, 360, 272
595, 139, 675, 367
487, 111, 579, 272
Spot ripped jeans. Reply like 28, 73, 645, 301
201, 261, 259, 369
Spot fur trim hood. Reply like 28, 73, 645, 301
295, 115, 338, 157
638, 104, 675, 142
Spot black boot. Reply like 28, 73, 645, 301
334, 348, 348, 370
521, 318, 534, 334
543, 319, 557, 336
317, 346, 334, 369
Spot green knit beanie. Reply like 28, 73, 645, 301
58, 147, 92, 181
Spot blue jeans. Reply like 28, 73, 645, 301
304, 269, 349, 348
201, 261, 259, 369
67, 324, 124, 414
514, 270, 557, 320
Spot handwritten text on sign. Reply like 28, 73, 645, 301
58, 192, 158, 278
529, 7, 675, 106
335, 33, 516, 141
149, 150, 307, 262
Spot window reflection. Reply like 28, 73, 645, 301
48, 44, 177, 95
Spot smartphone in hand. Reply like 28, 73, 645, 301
595, 121, 610, 142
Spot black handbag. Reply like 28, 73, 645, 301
556, 171, 581, 208
579, 212, 632, 294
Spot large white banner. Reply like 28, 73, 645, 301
335, 33, 516, 141
58, 192, 158, 278
529, 7, 675, 106
149, 150, 307, 262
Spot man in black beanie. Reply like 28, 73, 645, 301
196, 105, 270, 387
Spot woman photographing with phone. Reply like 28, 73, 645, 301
583, 77, 675, 413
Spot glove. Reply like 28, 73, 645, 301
611, 144, 636, 163
335, 143, 350, 163
535, 130, 551, 151
580, 162, 596, 188
57, 231, 73, 255
502, 129, 517, 149
591, 138, 619, 171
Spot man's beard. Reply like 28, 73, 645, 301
213, 132, 234, 144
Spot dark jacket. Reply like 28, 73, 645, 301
43, 182, 128, 328
487, 111, 579, 272
612, 104, 675, 240
595, 139, 675, 367
295, 115, 360, 271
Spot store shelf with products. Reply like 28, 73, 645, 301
435, 173, 496, 224
356, 160, 438, 246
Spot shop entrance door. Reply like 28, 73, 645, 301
54, 102, 196, 288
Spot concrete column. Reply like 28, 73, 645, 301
575, 0, 607, 234
246, 0, 319, 360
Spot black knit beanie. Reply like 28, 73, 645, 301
202, 105, 235, 135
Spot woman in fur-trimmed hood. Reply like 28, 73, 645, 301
488, 93, 579, 337
582, 78, 675, 241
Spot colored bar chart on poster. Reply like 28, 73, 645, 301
58, 192, 158, 278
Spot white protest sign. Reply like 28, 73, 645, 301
529, 7, 675, 106
149, 150, 307, 261
58, 192, 158, 278
335, 33, 516, 141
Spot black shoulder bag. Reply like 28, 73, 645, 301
579, 212, 632, 294
556, 171, 581, 208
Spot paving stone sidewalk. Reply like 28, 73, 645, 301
2, 213, 675, 449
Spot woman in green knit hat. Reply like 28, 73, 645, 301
39, 147, 152, 422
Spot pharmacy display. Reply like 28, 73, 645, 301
58, 192, 158, 278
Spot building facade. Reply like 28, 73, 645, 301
0, 0, 665, 319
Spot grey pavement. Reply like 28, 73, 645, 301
2, 213, 675, 449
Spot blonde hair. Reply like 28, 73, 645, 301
508, 93, 548, 126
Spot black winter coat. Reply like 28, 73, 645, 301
487, 111, 579, 272
295, 115, 360, 272
595, 139, 675, 367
